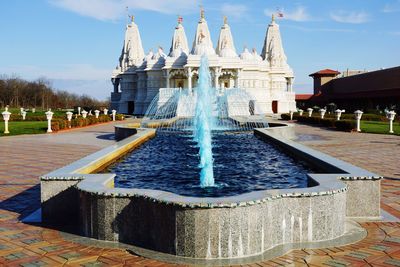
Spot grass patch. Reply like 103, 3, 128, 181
0, 121, 48, 136
361, 121, 400, 135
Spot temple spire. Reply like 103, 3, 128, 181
169, 15, 189, 57
118, 15, 145, 70
191, 7, 215, 55
216, 16, 237, 58
261, 15, 288, 67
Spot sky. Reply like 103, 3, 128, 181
0, 0, 399, 100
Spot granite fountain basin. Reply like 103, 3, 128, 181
40, 124, 382, 264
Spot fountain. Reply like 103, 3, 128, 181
194, 56, 215, 187
142, 55, 269, 187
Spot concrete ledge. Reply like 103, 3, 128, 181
40, 128, 155, 224
255, 128, 382, 218
114, 124, 139, 141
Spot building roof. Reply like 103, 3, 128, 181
295, 94, 313, 100
309, 69, 341, 77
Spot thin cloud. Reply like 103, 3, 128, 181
264, 6, 311, 22
382, 0, 400, 13
330, 11, 369, 24
221, 3, 248, 20
49, 0, 196, 21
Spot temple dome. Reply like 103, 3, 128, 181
240, 47, 253, 60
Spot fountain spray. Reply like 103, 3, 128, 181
194, 55, 215, 187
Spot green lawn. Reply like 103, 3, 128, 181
0, 121, 48, 136
361, 121, 400, 135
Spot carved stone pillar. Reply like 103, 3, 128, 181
214, 68, 221, 88
165, 69, 170, 88
187, 67, 192, 90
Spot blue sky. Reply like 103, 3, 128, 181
1, 0, 399, 100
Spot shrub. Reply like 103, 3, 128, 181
334, 120, 356, 132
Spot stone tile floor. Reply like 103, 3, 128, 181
0, 121, 399, 266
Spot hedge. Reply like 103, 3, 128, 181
281, 113, 356, 132
51, 114, 124, 132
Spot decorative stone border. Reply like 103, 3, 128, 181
40, 124, 382, 261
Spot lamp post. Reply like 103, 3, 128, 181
319, 108, 326, 119
45, 109, 54, 133
335, 109, 343, 121
387, 111, 396, 134
66, 111, 73, 128
103, 108, 108, 115
354, 110, 363, 132
2, 106, 11, 134
77, 107, 81, 116
81, 110, 88, 118
298, 109, 304, 116
94, 110, 100, 119
307, 108, 313, 117
22, 111, 27, 120
111, 110, 116, 121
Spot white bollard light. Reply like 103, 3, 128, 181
2, 106, 11, 134
354, 110, 363, 132
22, 111, 27, 120
387, 111, 396, 134
112, 110, 116, 121
81, 110, 88, 118
78, 107, 81, 116
20, 107, 24, 115
319, 108, 326, 119
103, 108, 108, 115
94, 110, 100, 119
66, 111, 73, 128
45, 109, 54, 133
335, 109, 343, 121
289, 110, 294, 120
307, 108, 313, 117
298, 109, 304, 116
32, 108, 36, 113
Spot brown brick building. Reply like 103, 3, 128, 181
307, 66, 400, 112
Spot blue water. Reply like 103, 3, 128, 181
108, 132, 311, 197
194, 55, 215, 187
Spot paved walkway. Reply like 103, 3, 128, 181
0, 121, 399, 266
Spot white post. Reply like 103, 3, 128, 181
335, 109, 343, 121
289, 110, 294, 120
354, 110, 363, 132
66, 111, 73, 128
22, 111, 27, 120
78, 107, 81, 116
103, 108, 108, 115
20, 107, 24, 115
45, 109, 54, 133
319, 109, 326, 119
298, 109, 304, 116
307, 108, 313, 117
94, 110, 100, 119
112, 110, 116, 121
32, 108, 36, 113
387, 111, 396, 134
2, 107, 11, 134
81, 110, 88, 118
